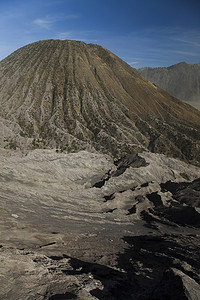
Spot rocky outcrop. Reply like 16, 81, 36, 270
138, 62, 200, 110
0, 149, 200, 299
0, 40, 200, 163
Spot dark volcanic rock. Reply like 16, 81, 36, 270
161, 178, 200, 207
116, 234, 200, 300
161, 206, 200, 227
146, 192, 163, 207
113, 153, 149, 176
150, 267, 200, 300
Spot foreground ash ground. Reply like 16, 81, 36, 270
0, 148, 200, 299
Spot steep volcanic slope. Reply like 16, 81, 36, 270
138, 62, 200, 110
0, 40, 200, 163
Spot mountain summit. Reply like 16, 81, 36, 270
0, 40, 200, 163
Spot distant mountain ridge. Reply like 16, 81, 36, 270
138, 62, 200, 110
0, 40, 200, 164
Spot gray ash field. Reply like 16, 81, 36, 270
0, 149, 200, 299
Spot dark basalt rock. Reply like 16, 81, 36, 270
115, 234, 200, 300
161, 178, 200, 207
93, 154, 148, 188
160, 206, 200, 227
111, 153, 149, 178
150, 268, 200, 300
146, 192, 163, 207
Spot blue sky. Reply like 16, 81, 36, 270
0, 0, 200, 68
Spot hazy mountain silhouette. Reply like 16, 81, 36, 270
138, 62, 200, 110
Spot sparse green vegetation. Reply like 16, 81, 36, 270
19, 131, 26, 137
180, 173, 190, 181
31, 138, 46, 149
5, 140, 18, 150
